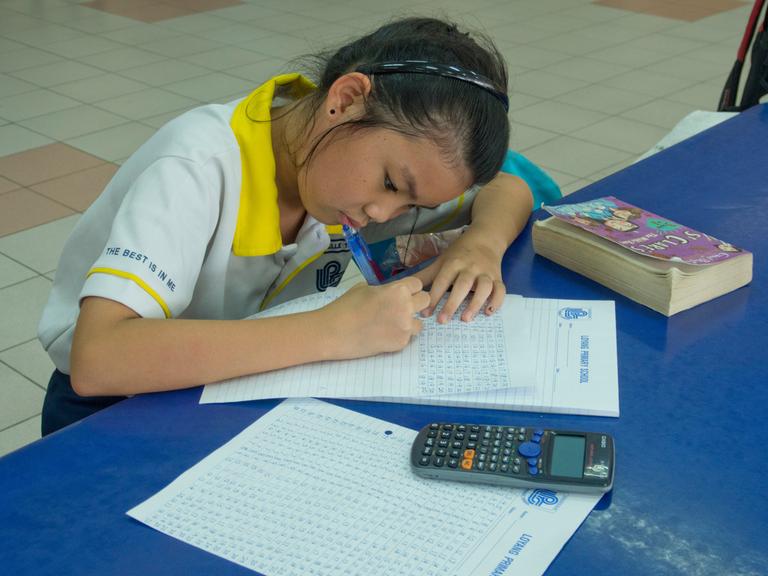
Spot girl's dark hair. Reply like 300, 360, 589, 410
299, 17, 509, 187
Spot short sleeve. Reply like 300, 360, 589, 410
80, 157, 219, 318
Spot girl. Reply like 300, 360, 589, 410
38, 17, 539, 435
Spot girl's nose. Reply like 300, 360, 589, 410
365, 198, 410, 224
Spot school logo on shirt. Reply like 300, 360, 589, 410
317, 261, 342, 291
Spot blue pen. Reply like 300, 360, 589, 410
342, 224, 385, 285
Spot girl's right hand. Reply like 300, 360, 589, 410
321, 276, 430, 359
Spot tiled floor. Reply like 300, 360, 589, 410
0, 0, 763, 455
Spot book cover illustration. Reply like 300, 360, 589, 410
543, 196, 749, 266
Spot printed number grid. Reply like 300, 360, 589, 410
138, 402, 516, 576
418, 303, 509, 395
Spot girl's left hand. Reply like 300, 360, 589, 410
413, 227, 507, 323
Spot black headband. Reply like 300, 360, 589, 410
355, 60, 509, 112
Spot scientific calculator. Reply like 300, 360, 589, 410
411, 422, 614, 493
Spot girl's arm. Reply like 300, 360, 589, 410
71, 277, 428, 396
416, 171, 533, 323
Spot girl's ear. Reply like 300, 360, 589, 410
325, 72, 372, 120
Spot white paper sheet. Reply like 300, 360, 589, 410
200, 292, 535, 403
360, 298, 619, 416
200, 290, 618, 417
128, 399, 601, 576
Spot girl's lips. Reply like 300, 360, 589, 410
340, 213, 363, 229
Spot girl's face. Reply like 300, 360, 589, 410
298, 127, 472, 228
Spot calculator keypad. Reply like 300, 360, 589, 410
418, 423, 541, 476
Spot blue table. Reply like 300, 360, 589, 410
1, 105, 766, 576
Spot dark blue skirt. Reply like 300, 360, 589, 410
41, 370, 126, 436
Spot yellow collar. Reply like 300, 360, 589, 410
229, 73, 316, 256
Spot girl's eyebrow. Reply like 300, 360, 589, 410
400, 165, 439, 209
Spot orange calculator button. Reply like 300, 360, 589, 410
461, 458, 473, 470
463, 449, 475, 459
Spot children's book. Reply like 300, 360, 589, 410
532, 196, 753, 316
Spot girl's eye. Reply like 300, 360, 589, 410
384, 174, 398, 192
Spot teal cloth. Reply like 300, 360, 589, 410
501, 149, 562, 210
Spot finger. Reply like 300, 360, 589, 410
461, 276, 494, 322
395, 274, 423, 294
411, 316, 424, 336
484, 280, 507, 315
436, 272, 476, 323
411, 260, 439, 289
423, 266, 458, 317
412, 290, 431, 313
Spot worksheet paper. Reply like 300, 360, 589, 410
200, 290, 536, 403
128, 399, 601, 576
361, 297, 619, 417
200, 291, 618, 417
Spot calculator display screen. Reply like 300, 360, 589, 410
550, 435, 586, 478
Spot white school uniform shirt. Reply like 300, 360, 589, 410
38, 74, 477, 375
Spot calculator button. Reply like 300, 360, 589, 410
419, 456, 430, 466
448, 458, 459, 468
466, 441, 477, 449
470, 425, 480, 432
518, 442, 542, 459
513, 458, 521, 465
461, 458, 473, 470
422, 447, 432, 456
450, 449, 461, 459
527, 457, 538, 466
528, 466, 538, 475
463, 449, 476, 459
433, 457, 445, 467
518, 434, 525, 441
438, 440, 448, 448
454, 432, 465, 440
457, 425, 466, 432
489, 463, 497, 472
442, 424, 453, 431
532, 435, 541, 444
425, 438, 435, 447
512, 465, 520, 474
476, 461, 485, 471
436, 448, 447, 457
500, 464, 509, 473
440, 431, 451, 439
535, 429, 544, 436
427, 430, 438, 438
452, 441, 463, 449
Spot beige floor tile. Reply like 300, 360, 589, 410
0, 214, 80, 274
141, 34, 226, 58
93, 87, 198, 120
120, 59, 211, 86
181, 45, 267, 71
62, 10, 139, 34
80, 46, 168, 71
499, 44, 570, 70
0, 74, 38, 99
620, 99, 700, 129
644, 54, 729, 82
0, 89, 81, 122
514, 70, 589, 99
30, 164, 118, 212
225, 59, 289, 83
665, 80, 724, 109
1, 22, 82, 46
156, 12, 232, 34
561, 178, 595, 196
0, 125, 53, 157
0, 340, 54, 389
523, 135, 634, 179
0, 47, 64, 74
0, 189, 74, 237
65, 122, 157, 161
0, 143, 105, 187
9, 60, 106, 88
42, 34, 125, 58
0, 254, 37, 289
571, 116, 668, 154
0, 415, 42, 458
600, 69, 695, 97
0, 176, 20, 195
51, 73, 149, 104
588, 43, 671, 67
19, 105, 129, 141
163, 72, 253, 102
0, 363, 43, 432
542, 57, 631, 83
512, 100, 609, 134
0, 276, 52, 351
509, 123, 560, 152
555, 83, 656, 114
